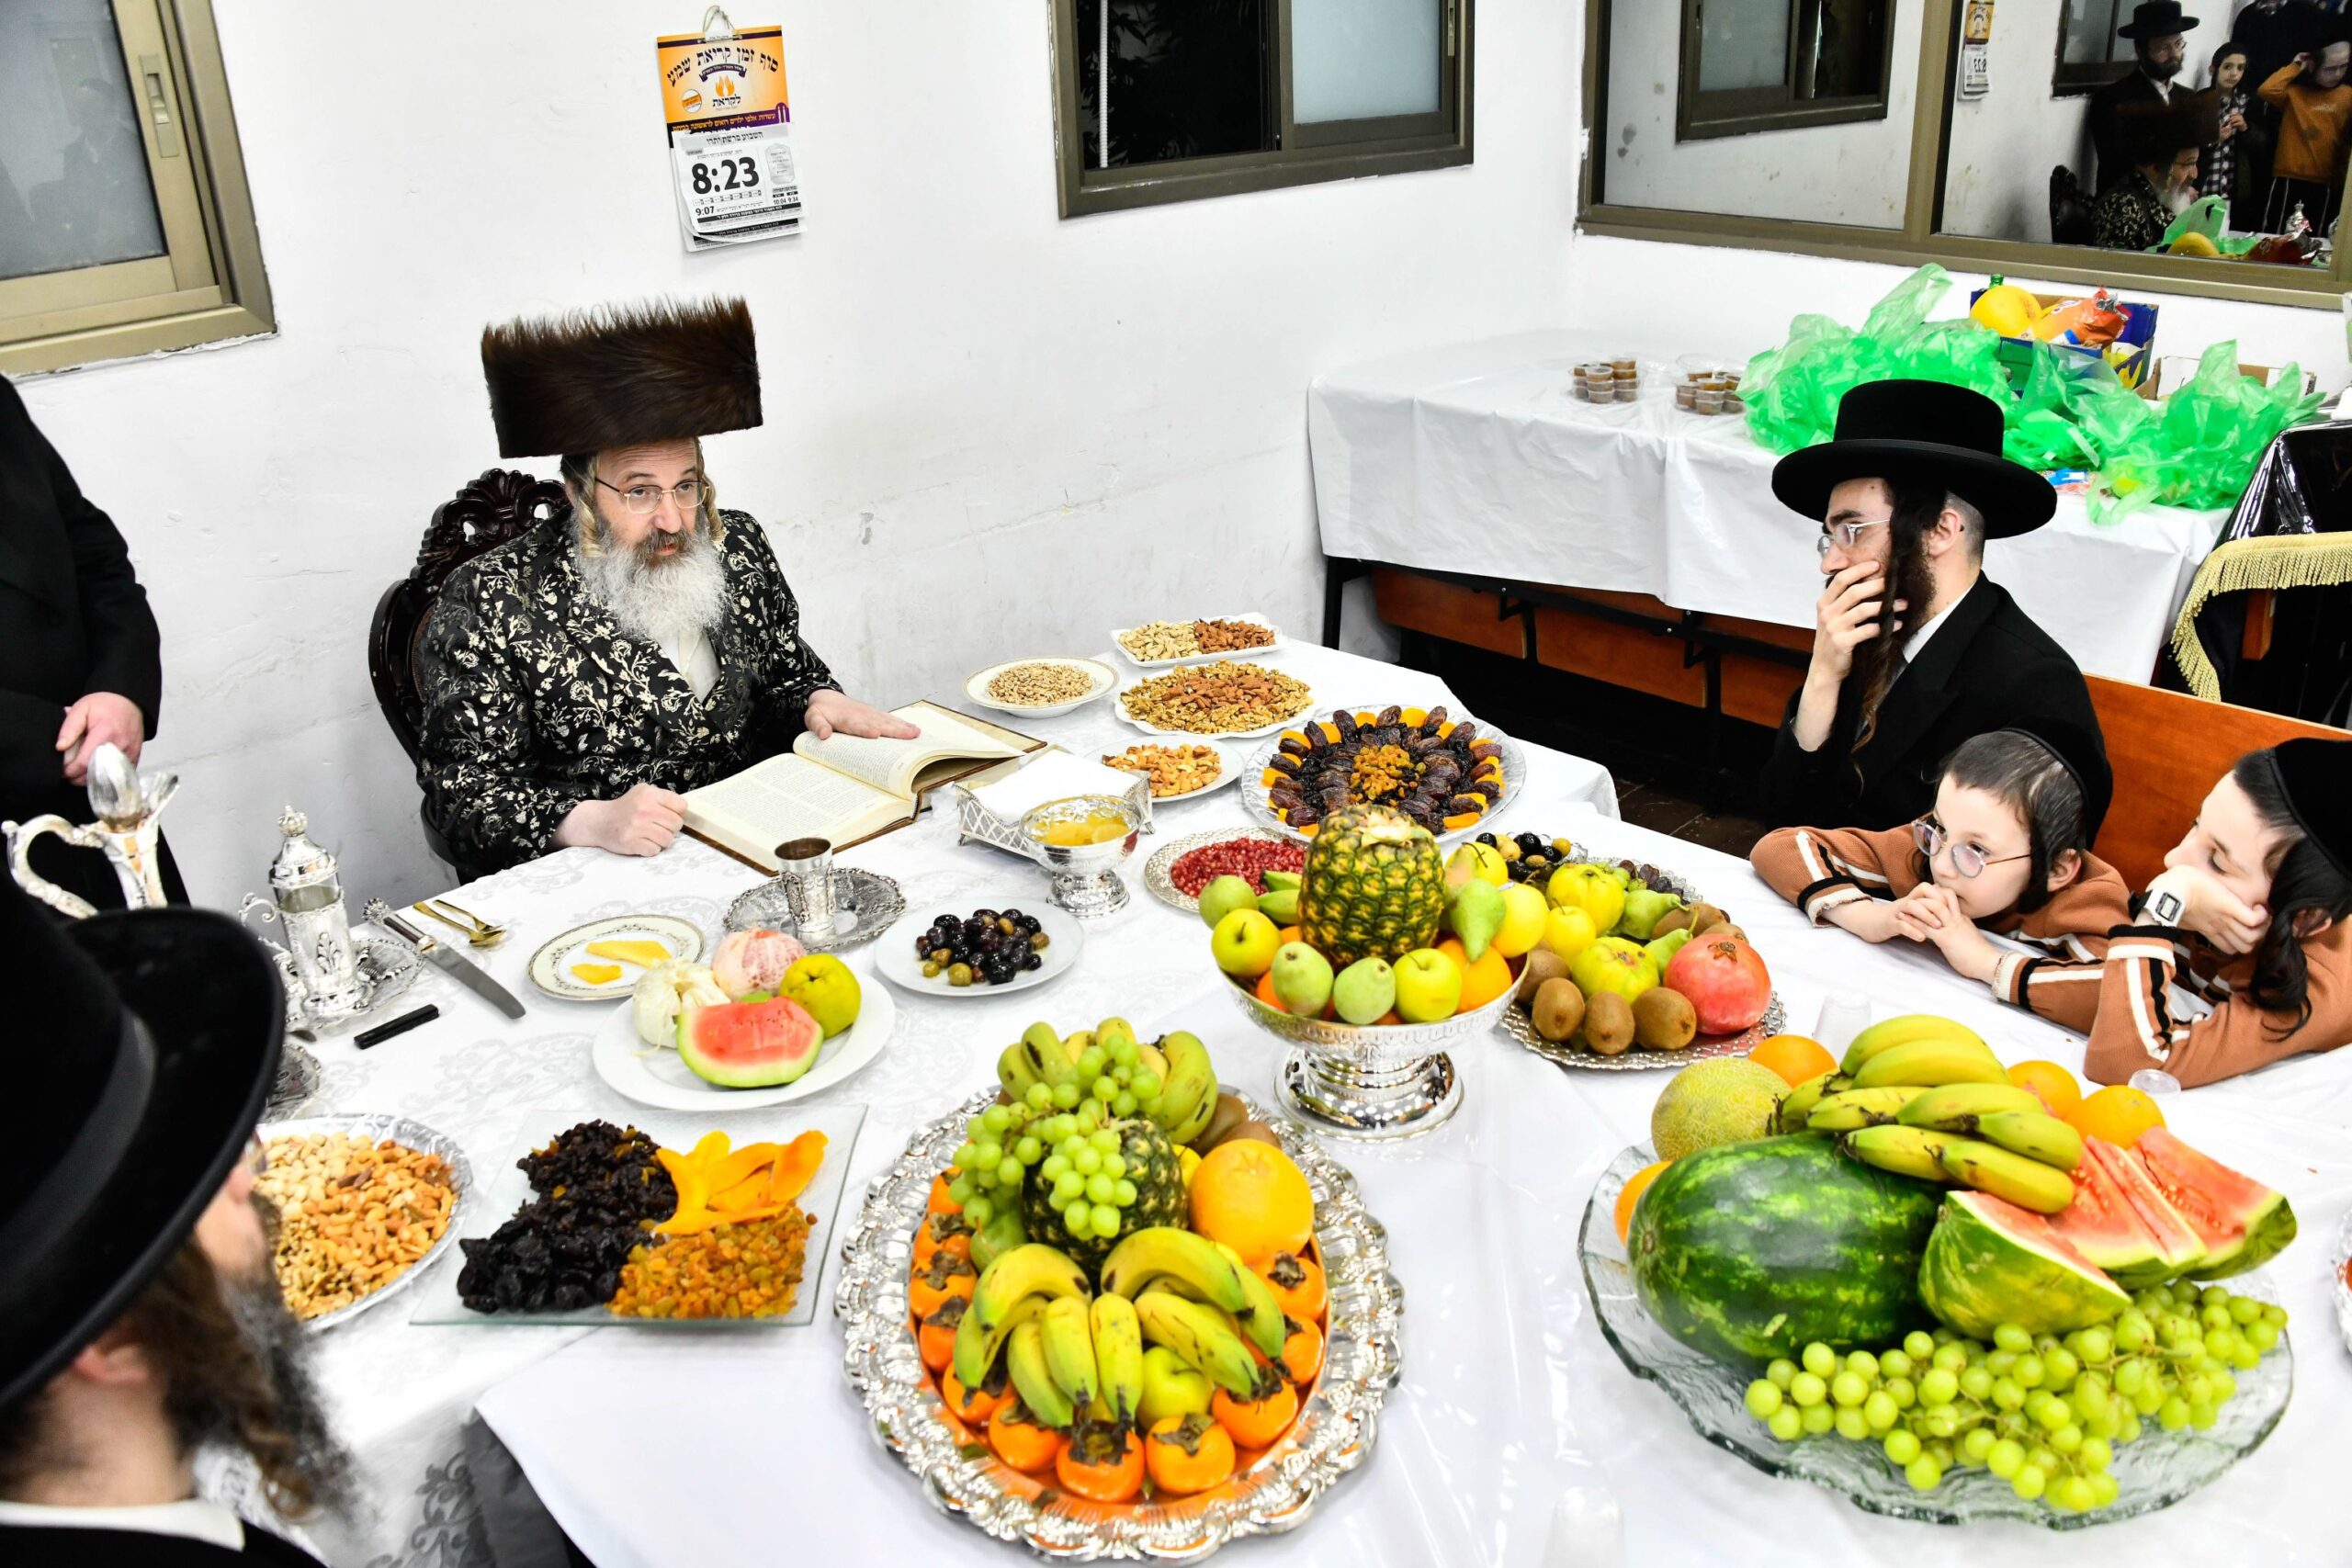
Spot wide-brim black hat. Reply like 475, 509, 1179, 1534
1770, 378, 2057, 537
2006, 716, 2116, 842
2270, 737, 2352, 880
0, 885, 283, 1412
2118, 2, 2197, 39
481, 296, 762, 459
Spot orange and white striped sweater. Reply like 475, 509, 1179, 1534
2085, 917, 2352, 1088
1751, 823, 2132, 1033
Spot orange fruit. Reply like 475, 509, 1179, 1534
1276, 926, 1304, 947
2007, 1059, 2083, 1117
1748, 1034, 1836, 1087
1190, 1140, 1316, 1261
1436, 938, 1514, 1011
2066, 1085, 2165, 1147
1253, 971, 1282, 1008
1614, 1160, 1668, 1243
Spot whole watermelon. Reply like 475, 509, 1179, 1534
1626, 1134, 1940, 1365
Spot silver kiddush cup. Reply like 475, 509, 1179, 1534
776, 836, 838, 937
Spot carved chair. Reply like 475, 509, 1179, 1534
2049, 165, 2096, 247
368, 469, 570, 874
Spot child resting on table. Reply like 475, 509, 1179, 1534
1751, 725, 2129, 1032
2086, 739, 2352, 1089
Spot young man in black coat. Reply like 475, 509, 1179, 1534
1757, 380, 2108, 831
2089, 2, 2201, 195
0, 376, 183, 908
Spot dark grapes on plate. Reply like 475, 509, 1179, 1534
913, 907, 1051, 986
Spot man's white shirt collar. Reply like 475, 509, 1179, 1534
0, 1496, 245, 1550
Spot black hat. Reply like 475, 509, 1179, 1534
1770, 379, 2058, 537
481, 296, 763, 459
2118, 2, 2197, 39
2006, 718, 2116, 842
0, 883, 283, 1412
2270, 738, 2352, 880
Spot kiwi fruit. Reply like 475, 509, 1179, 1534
1515, 948, 1567, 1006
1650, 906, 1693, 937
1228, 1121, 1283, 1147
1686, 902, 1727, 935
1579, 991, 1636, 1055
1712, 923, 1748, 944
1531, 977, 1586, 1043
1196, 1092, 1251, 1150
1632, 987, 1698, 1051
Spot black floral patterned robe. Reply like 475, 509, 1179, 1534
414, 509, 835, 873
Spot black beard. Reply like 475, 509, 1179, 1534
1848, 538, 1939, 748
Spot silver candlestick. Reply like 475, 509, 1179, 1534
4, 742, 176, 917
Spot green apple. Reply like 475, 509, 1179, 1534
1547, 864, 1626, 934
1393, 947, 1464, 1022
1444, 879, 1506, 961
1331, 957, 1396, 1025
1568, 936, 1658, 1003
1617, 886, 1684, 941
1210, 908, 1282, 979
1255, 886, 1301, 926
1197, 874, 1260, 931
1542, 904, 1600, 965
1493, 882, 1550, 958
1138, 1346, 1214, 1425
1270, 942, 1336, 1017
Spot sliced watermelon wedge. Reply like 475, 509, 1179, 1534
678, 996, 826, 1089
2047, 1135, 2207, 1287
1918, 1190, 2130, 1338
2133, 1127, 2298, 1280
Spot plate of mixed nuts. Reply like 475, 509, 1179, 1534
1098, 739, 1238, 802
1115, 660, 1315, 739
1111, 613, 1285, 668
962, 657, 1119, 718
254, 1115, 469, 1330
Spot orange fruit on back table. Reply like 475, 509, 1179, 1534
1190, 1140, 1316, 1261
1435, 938, 1514, 1011
1748, 1034, 1836, 1088
1614, 1160, 1669, 1244
2066, 1084, 2165, 1147
2007, 1059, 2083, 1117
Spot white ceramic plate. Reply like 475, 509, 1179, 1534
962, 657, 1119, 719
1114, 669, 1315, 741
528, 914, 707, 1001
590, 967, 897, 1111
873, 903, 1085, 998
1095, 739, 1241, 804
1110, 612, 1287, 669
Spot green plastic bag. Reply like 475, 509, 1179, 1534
2081, 340, 2323, 521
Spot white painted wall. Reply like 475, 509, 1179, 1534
14, 0, 1581, 908
1942, 0, 2096, 242
1600, 0, 1925, 228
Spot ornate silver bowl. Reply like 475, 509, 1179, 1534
837, 1089, 1401, 1561
1020, 794, 1142, 919
1226, 969, 1520, 1141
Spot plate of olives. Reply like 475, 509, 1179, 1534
873, 903, 1085, 998
1472, 829, 1584, 885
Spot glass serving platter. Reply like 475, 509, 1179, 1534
1578, 1143, 2293, 1529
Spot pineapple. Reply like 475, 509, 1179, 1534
1021, 1119, 1185, 1277
1298, 804, 1446, 968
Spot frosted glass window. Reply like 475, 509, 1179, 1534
1294, 0, 1441, 124
0, 0, 166, 282
1698, 0, 1792, 92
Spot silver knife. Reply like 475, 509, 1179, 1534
366, 899, 526, 1020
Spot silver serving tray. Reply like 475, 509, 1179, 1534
725, 867, 905, 952
837, 1088, 1401, 1561
1140, 827, 1301, 914
1237, 704, 1528, 847
953, 770, 1158, 859
253, 1112, 472, 1333
1492, 844, 1786, 1071
274, 936, 420, 1036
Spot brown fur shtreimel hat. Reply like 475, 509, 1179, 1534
480, 296, 762, 458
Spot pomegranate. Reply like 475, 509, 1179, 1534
1661, 934, 1771, 1035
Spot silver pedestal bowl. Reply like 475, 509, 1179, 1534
1224, 970, 1518, 1141
1020, 794, 1142, 919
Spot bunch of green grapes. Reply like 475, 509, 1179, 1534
1741, 1283, 2288, 1514
947, 1099, 1046, 1227
944, 1036, 1169, 1228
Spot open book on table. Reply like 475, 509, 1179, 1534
684, 701, 1042, 871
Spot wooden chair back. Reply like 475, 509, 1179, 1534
368, 468, 570, 766
2086, 675, 2349, 888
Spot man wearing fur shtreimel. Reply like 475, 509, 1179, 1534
416, 297, 914, 875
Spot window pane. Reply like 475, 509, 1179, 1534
2060, 0, 2133, 68
1294, 0, 1441, 123
1079, 0, 1274, 170
1698, 0, 1792, 93
0, 0, 167, 282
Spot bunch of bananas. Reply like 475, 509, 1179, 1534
1779, 1016, 2079, 1214
996, 1020, 1218, 1147
953, 1229, 1289, 1431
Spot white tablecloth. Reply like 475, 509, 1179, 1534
280, 638, 1617, 1566
1307, 331, 2227, 683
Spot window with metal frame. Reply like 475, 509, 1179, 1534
2053, 0, 2138, 96
0, 0, 272, 375
1677, 0, 1897, 142
1052, 0, 1473, 218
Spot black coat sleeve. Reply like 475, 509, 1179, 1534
1758, 680, 1849, 828
40, 411, 163, 729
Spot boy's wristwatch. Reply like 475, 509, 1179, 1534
2146, 888, 2187, 927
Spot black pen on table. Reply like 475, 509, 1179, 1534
356, 1005, 439, 1049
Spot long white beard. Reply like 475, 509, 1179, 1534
575, 525, 729, 649
2161, 180, 2194, 216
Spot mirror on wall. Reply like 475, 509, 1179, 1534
1939, 0, 2341, 268
1596, 0, 1924, 228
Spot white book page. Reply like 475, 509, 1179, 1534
791, 703, 1021, 795
683, 752, 895, 857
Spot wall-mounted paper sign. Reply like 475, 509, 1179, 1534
657, 8, 801, 252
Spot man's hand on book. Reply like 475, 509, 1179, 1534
555, 782, 688, 857
806, 689, 920, 741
